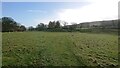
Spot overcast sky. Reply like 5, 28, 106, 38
2, 0, 120, 27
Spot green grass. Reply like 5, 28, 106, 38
2, 32, 118, 67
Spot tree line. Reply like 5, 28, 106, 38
28, 20, 63, 31
0, 17, 119, 32
1, 17, 73, 32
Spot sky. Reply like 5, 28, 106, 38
2, 0, 120, 27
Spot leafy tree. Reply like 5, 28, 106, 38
36, 23, 45, 31
48, 21, 55, 29
55, 21, 60, 28
2, 17, 17, 32
48, 21, 52, 29
28, 26, 34, 31
2, 17, 26, 32
20, 25, 26, 31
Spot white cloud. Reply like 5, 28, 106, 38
26, 0, 119, 26
57, 0, 119, 24
27, 10, 47, 13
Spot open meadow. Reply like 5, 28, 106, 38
2, 32, 118, 67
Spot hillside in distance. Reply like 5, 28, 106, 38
67, 19, 119, 29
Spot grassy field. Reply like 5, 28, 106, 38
2, 32, 118, 67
